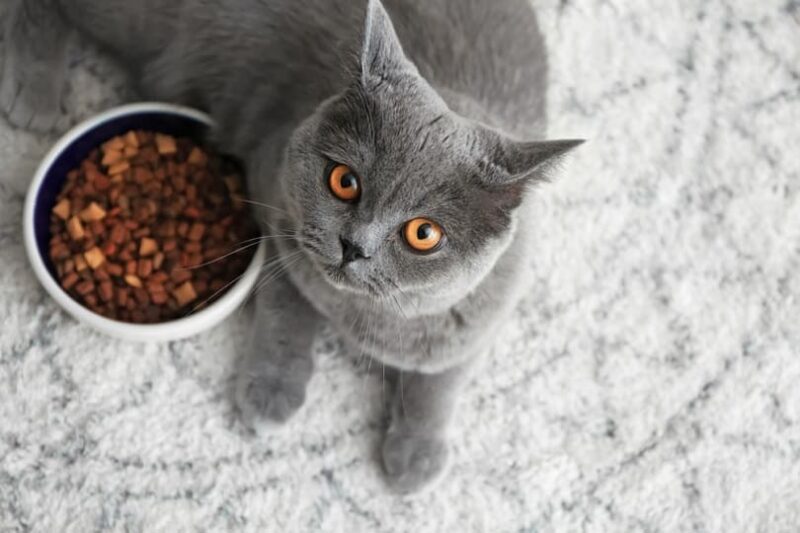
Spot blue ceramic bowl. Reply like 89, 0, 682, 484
23, 103, 266, 341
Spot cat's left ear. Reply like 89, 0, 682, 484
482, 137, 585, 185
478, 136, 584, 208
359, 0, 415, 86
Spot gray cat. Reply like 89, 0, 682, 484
2, 0, 581, 493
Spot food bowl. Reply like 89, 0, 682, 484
23, 102, 266, 342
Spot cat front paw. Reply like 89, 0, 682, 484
235, 372, 307, 433
382, 430, 450, 495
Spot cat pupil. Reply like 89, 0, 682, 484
417, 224, 432, 240
341, 174, 355, 188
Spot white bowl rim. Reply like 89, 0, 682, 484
23, 102, 266, 342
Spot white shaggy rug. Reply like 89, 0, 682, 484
2, 1, 799, 531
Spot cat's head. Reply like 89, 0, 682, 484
278, 0, 581, 302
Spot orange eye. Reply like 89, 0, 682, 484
403, 218, 444, 253
328, 164, 361, 202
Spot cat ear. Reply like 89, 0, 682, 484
478, 137, 584, 210
482, 138, 585, 185
360, 0, 413, 85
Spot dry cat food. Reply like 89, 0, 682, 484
48, 130, 258, 323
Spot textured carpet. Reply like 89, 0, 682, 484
1, 1, 799, 531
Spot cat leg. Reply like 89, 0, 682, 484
382, 364, 468, 494
235, 274, 324, 433
1, 0, 72, 132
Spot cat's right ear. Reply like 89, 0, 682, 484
359, 0, 414, 86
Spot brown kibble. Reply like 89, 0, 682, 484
108, 161, 130, 176
102, 242, 117, 257
184, 242, 202, 254
94, 267, 110, 281
67, 216, 85, 240
172, 281, 198, 307
139, 237, 158, 257
155, 134, 177, 155
74, 254, 88, 272
171, 268, 192, 284
102, 136, 125, 152
137, 259, 153, 278
94, 174, 111, 191
110, 224, 126, 244
187, 147, 207, 165
80, 202, 107, 222
150, 289, 169, 305
85, 294, 99, 308
187, 222, 206, 242
106, 263, 124, 277
99, 281, 114, 302
62, 272, 79, 290
124, 274, 143, 288
150, 271, 169, 284
75, 280, 95, 296
183, 206, 201, 219
117, 288, 129, 307
84, 247, 106, 270
133, 288, 150, 306
124, 131, 139, 148
101, 150, 124, 167
52, 199, 71, 220
133, 167, 153, 184
50, 128, 256, 323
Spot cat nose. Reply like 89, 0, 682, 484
340, 236, 369, 264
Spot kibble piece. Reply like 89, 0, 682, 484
50, 242, 70, 260
62, 272, 79, 290
173, 281, 198, 307
110, 224, 126, 245
187, 147, 207, 165
74, 254, 88, 272
137, 259, 153, 278
123, 145, 138, 158
99, 281, 114, 302
80, 202, 107, 222
188, 222, 206, 242
106, 263, 124, 277
155, 134, 177, 155
102, 136, 125, 152
108, 161, 130, 176
75, 280, 95, 296
124, 131, 139, 148
124, 274, 143, 288
84, 247, 106, 270
153, 252, 165, 270
117, 289, 129, 307
139, 237, 158, 257
52, 199, 71, 220
101, 150, 123, 166
67, 216, 85, 240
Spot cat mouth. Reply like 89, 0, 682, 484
299, 241, 382, 296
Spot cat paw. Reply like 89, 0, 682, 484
0, 58, 65, 133
235, 371, 307, 433
382, 431, 450, 494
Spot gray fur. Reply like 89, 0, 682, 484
2, 0, 581, 493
